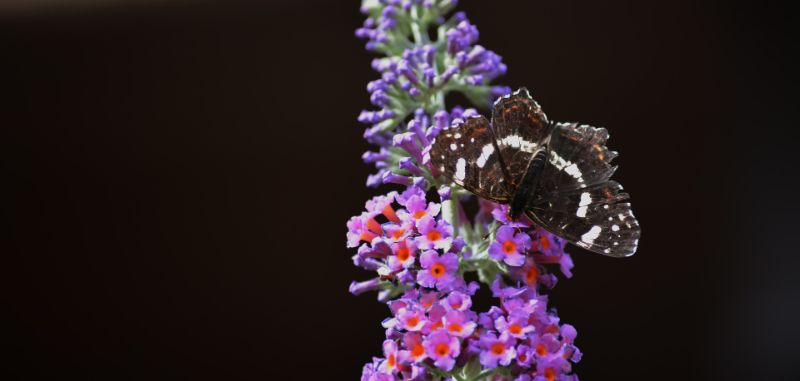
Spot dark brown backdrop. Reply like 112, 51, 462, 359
3, 0, 798, 380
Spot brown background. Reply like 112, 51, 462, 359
3, 0, 798, 379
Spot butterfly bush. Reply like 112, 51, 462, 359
349, 1, 580, 380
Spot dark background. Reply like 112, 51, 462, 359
3, 0, 798, 379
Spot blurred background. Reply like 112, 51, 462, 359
3, 0, 798, 379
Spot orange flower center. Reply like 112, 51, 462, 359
525, 266, 539, 285
397, 246, 410, 261
387, 354, 396, 368
545, 367, 555, 381
540, 235, 550, 250
536, 343, 548, 356
509, 324, 522, 335
502, 240, 517, 254
431, 263, 446, 278
411, 344, 424, 359
391, 228, 406, 240
447, 323, 463, 333
430, 320, 443, 330
435, 343, 450, 357
491, 343, 505, 355
427, 230, 442, 242
413, 210, 427, 219
406, 316, 420, 328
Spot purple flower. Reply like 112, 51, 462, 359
365, 191, 400, 223
478, 332, 517, 368
417, 250, 458, 290
398, 332, 427, 363
350, 278, 382, 296
442, 310, 476, 337
495, 311, 535, 339
415, 216, 453, 251
396, 307, 426, 332
443, 291, 472, 311
423, 330, 461, 371
347, 212, 382, 248
400, 194, 441, 222
488, 226, 531, 266
533, 227, 566, 256
378, 340, 400, 374
387, 238, 417, 270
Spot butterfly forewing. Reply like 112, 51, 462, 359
490, 88, 551, 188
430, 116, 512, 202
527, 181, 640, 257
537, 122, 618, 196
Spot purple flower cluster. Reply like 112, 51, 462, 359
350, 1, 583, 380
357, 1, 510, 156
348, 185, 466, 300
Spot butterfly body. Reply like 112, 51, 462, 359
508, 149, 548, 218
431, 88, 640, 257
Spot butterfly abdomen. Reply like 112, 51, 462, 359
509, 149, 548, 217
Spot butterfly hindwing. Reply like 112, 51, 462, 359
491, 88, 552, 188
527, 122, 640, 257
430, 115, 513, 202
527, 181, 640, 257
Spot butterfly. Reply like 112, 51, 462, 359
430, 88, 640, 257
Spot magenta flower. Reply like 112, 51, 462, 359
415, 216, 453, 251
417, 250, 458, 290
488, 226, 531, 266
423, 330, 461, 371
478, 332, 517, 368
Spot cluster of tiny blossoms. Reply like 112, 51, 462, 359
349, 1, 581, 380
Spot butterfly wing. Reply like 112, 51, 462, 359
430, 115, 513, 202
528, 123, 640, 257
491, 88, 552, 188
